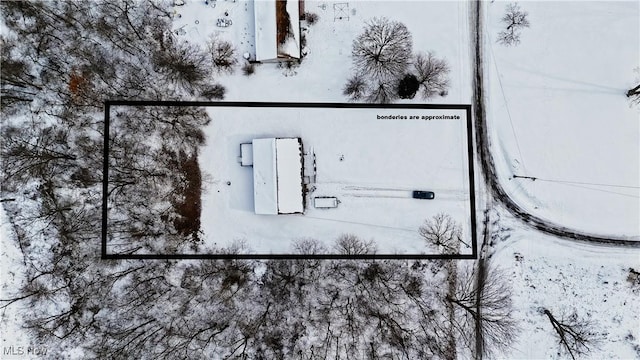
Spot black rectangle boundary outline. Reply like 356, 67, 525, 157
102, 101, 477, 260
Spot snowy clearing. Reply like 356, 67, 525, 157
199, 104, 474, 255
491, 209, 640, 359
486, 1, 640, 238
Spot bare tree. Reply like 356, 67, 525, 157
419, 214, 462, 359
333, 233, 376, 255
419, 213, 461, 254
540, 308, 602, 360
200, 83, 226, 100
343, 73, 369, 101
413, 52, 450, 99
0, 122, 77, 187
151, 40, 210, 92
447, 260, 519, 358
0, 37, 40, 114
365, 77, 398, 104
352, 17, 413, 81
497, 3, 530, 46
208, 36, 237, 73
347, 17, 421, 103
314, 235, 446, 359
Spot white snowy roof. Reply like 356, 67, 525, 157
275, 138, 304, 213
252, 138, 278, 214
252, 138, 304, 215
254, 0, 300, 61
254, 0, 278, 61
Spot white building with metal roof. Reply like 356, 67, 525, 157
251, 138, 304, 214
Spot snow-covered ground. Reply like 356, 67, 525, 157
172, 0, 256, 57
174, 1, 471, 253
2, 1, 639, 358
485, 1, 640, 238
176, 2, 639, 356
1, 205, 88, 359
491, 209, 640, 359
172, 0, 471, 103
169, 0, 476, 254
0, 206, 30, 357
199, 106, 474, 254
481, 2, 640, 357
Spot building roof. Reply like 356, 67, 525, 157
252, 138, 304, 214
275, 138, 304, 213
254, 0, 300, 61
252, 138, 278, 214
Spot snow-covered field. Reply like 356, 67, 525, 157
172, 0, 471, 103
490, 209, 640, 359
482, 2, 640, 358
200, 105, 474, 254
485, 1, 640, 238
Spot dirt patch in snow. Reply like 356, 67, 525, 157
171, 152, 202, 242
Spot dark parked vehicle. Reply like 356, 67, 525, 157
412, 190, 435, 199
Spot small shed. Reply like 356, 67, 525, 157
252, 138, 304, 215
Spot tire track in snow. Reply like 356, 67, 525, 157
341, 186, 468, 200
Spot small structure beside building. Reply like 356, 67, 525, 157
249, 138, 304, 215
239, 143, 254, 166
313, 196, 339, 209
254, 0, 301, 61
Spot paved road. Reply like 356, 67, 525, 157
470, 1, 639, 248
